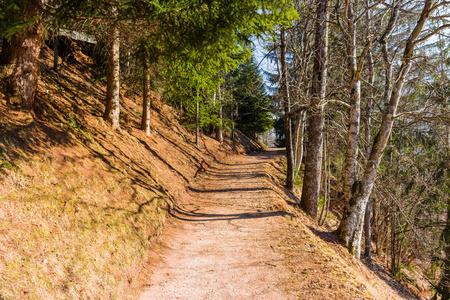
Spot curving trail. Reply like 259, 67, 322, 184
139, 150, 295, 300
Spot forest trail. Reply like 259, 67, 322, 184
139, 150, 295, 299
136, 150, 412, 300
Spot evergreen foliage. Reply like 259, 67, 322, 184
273, 116, 286, 147
230, 57, 274, 139
0, 0, 36, 39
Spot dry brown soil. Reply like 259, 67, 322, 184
136, 150, 416, 300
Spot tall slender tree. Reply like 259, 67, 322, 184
103, 18, 121, 129
337, 0, 448, 259
280, 27, 295, 190
300, 0, 329, 218
141, 55, 151, 136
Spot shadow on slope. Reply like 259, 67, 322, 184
0, 45, 257, 299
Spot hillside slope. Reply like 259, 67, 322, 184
0, 45, 417, 300
0, 46, 260, 299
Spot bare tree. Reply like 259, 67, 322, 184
301, 0, 329, 218
337, 0, 448, 259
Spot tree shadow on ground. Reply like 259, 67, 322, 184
307, 226, 419, 300
361, 258, 419, 299
170, 206, 294, 222
188, 186, 271, 194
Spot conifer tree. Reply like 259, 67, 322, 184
231, 57, 273, 139
0, 0, 43, 108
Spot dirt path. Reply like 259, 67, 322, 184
139, 150, 295, 299
137, 150, 414, 300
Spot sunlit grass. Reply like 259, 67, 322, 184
0, 156, 169, 299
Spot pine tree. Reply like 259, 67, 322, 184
231, 57, 273, 139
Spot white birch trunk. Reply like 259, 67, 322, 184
141, 58, 151, 137
337, 0, 434, 258
104, 24, 121, 130
343, 2, 361, 206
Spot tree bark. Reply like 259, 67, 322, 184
104, 24, 121, 130
141, 57, 151, 136
362, 0, 398, 261
379, 3, 399, 107
216, 86, 223, 143
196, 91, 200, 147
343, 0, 361, 206
231, 103, 236, 152
293, 114, 300, 168
280, 27, 294, 191
337, 0, 434, 259
0, 0, 43, 109
364, 0, 375, 262
364, 48, 374, 261
295, 111, 306, 171
300, 0, 329, 218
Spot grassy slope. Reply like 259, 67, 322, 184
264, 158, 420, 300
0, 46, 260, 299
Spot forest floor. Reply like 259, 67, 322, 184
129, 150, 417, 300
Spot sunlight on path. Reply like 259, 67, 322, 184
139, 151, 294, 300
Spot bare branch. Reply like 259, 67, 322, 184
413, 24, 450, 46
354, 0, 385, 23
324, 99, 352, 109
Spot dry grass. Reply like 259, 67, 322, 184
0, 129, 170, 299
263, 154, 418, 300
0, 45, 249, 299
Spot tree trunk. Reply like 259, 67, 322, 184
295, 111, 306, 171
337, 56, 413, 258
379, 3, 399, 107
362, 0, 398, 261
280, 27, 294, 191
343, 1, 361, 206
364, 48, 374, 261
336, 0, 433, 259
300, 0, 329, 218
141, 57, 151, 136
0, 0, 43, 109
364, 0, 375, 261
231, 104, 236, 152
293, 114, 300, 168
216, 86, 223, 143
104, 25, 121, 130
196, 91, 200, 147
391, 196, 398, 272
